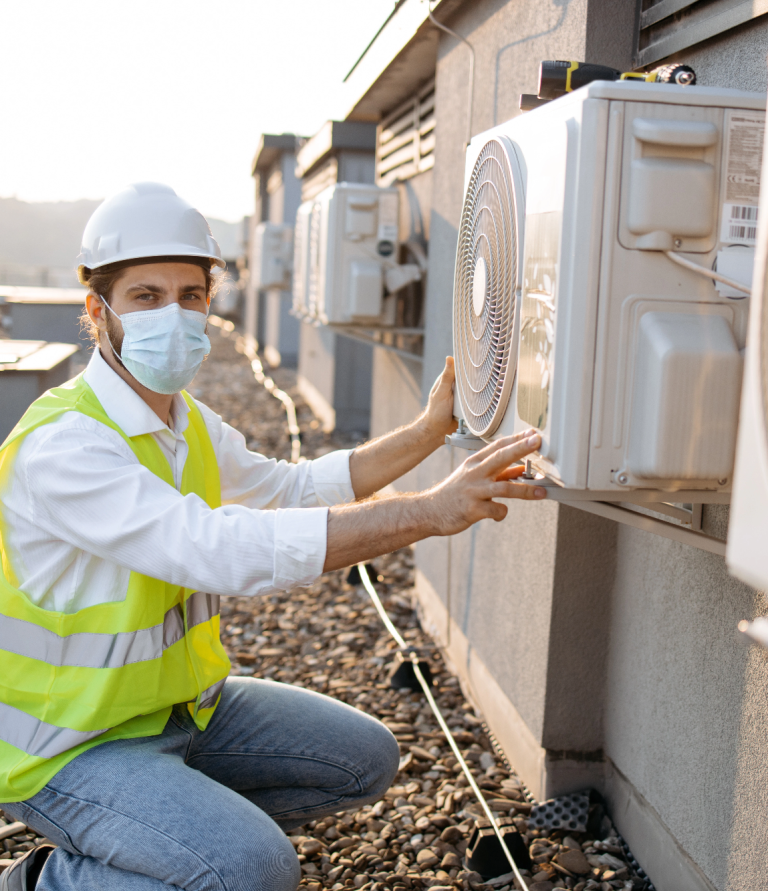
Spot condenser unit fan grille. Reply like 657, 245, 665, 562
454, 136, 520, 437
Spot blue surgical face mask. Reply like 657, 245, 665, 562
100, 298, 211, 395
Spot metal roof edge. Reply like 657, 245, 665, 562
295, 121, 378, 180
334, 0, 450, 122
251, 134, 304, 176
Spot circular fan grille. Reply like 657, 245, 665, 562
453, 136, 520, 437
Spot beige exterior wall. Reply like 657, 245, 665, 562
347, 1, 768, 888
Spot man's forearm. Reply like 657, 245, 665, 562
324, 431, 546, 573
323, 492, 438, 572
349, 416, 443, 500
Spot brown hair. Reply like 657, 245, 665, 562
79, 257, 225, 346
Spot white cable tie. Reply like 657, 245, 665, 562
665, 250, 751, 295
357, 563, 527, 891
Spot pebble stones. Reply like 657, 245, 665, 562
1, 327, 650, 891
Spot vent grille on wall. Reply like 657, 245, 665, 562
376, 79, 436, 187
635, 0, 768, 68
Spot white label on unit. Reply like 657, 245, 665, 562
378, 192, 399, 242
720, 110, 765, 245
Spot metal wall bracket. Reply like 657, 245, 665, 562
445, 431, 486, 450
563, 500, 724, 556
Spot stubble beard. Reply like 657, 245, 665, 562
104, 312, 127, 370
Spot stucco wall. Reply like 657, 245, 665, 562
407, 1, 767, 889
603, 528, 768, 891
370, 349, 423, 492
418, 0, 601, 744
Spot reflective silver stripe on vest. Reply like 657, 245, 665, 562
186, 592, 220, 631
0, 593, 220, 669
198, 677, 226, 710
0, 700, 109, 759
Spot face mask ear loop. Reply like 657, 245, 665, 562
97, 294, 125, 366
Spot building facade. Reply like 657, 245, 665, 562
334, 2, 768, 890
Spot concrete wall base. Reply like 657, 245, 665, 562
414, 568, 601, 800
297, 374, 335, 432
414, 568, 715, 891
604, 761, 717, 891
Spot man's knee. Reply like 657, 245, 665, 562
248, 833, 300, 891
221, 819, 300, 891
361, 720, 400, 800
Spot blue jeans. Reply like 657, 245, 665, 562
1, 677, 400, 891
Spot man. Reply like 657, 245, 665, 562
0, 183, 546, 891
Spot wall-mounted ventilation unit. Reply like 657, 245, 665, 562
452, 80, 764, 501
292, 183, 422, 326
728, 97, 768, 589
252, 222, 293, 290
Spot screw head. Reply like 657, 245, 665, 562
674, 238, 683, 248
617, 472, 629, 485
718, 478, 728, 486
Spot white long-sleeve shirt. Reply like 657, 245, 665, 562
0, 349, 355, 614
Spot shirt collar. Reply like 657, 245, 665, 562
83, 348, 190, 438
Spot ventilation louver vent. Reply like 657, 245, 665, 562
635, 0, 765, 68
453, 136, 522, 437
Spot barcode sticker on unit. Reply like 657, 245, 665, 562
720, 110, 764, 244
722, 204, 759, 243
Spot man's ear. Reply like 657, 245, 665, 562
85, 292, 107, 331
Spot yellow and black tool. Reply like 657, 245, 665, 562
520, 60, 696, 111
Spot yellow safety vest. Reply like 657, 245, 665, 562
0, 374, 231, 803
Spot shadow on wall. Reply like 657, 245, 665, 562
493, 0, 574, 126
422, 212, 459, 390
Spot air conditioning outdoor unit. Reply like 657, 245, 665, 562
295, 182, 421, 326
728, 94, 768, 590
292, 201, 314, 319
452, 80, 764, 501
252, 222, 293, 290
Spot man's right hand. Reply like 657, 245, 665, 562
324, 430, 546, 572
425, 430, 547, 536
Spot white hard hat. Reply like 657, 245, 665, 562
77, 182, 225, 283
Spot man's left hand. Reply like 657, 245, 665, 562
422, 356, 459, 442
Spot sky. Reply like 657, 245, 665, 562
0, 0, 397, 222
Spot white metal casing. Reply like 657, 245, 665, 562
728, 93, 768, 590
307, 183, 400, 326
292, 202, 314, 318
252, 222, 293, 291
453, 81, 765, 498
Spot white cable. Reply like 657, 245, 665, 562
665, 250, 751, 295
358, 563, 528, 891
208, 315, 302, 463
427, 0, 475, 147
209, 316, 524, 886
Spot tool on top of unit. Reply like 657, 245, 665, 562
520, 60, 696, 111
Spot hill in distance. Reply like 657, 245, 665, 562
0, 196, 244, 287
